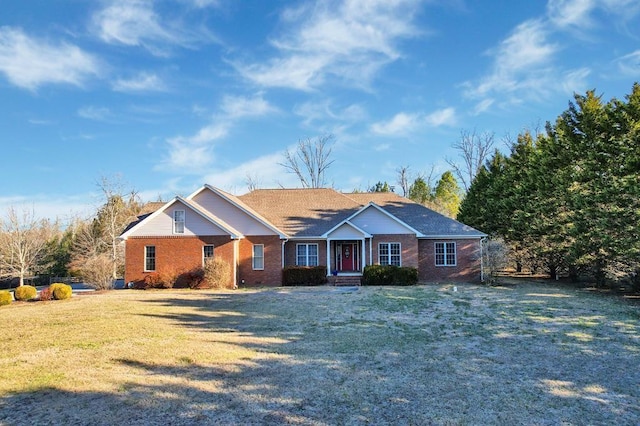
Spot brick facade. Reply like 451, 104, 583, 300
238, 236, 283, 286
418, 239, 481, 282
124, 236, 235, 286
284, 240, 328, 268
371, 234, 419, 268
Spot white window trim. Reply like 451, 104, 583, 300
202, 245, 214, 265
378, 242, 402, 267
296, 243, 319, 267
435, 242, 457, 267
253, 244, 265, 270
173, 210, 185, 234
144, 245, 156, 272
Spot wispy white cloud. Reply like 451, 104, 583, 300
616, 50, 640, 76
425, 107, 456, 127
547, 0, 640, 30
112, 72, 166, 92
546, 0, 597, 28
202, 151, 299, 193
0, 194, 94, 224
294, 100, 366, 127
234, 0, 423, 91
462, 19, 572, 106
78, 106, 114, 122
0, 26, 100, 91
371, 107, 456, 136
92, 0, 215, 56
158, 93, 277, 172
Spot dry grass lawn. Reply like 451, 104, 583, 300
1, 281, 639, 425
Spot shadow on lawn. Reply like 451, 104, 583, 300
1, 286, 639, 424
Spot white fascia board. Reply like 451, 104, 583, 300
351, 202, 426, 238
119, 197, 181, 240
322, 220, 372, 238
120, 196, 243, 240
196, 184, 288, 239
418, 234, 487, 239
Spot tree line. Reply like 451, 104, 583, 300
0, 177, 142, 289
459, 83, 640, 287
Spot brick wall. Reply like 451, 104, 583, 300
418, 239, 481, 282
238, 236, 282, 286
284, 240, 328, 268
371, 234, 419, 268
124, 236, 235, 286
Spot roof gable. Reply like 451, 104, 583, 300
349, 203, 423, 236
188, 185, 285, 238
120, 197, 241, 239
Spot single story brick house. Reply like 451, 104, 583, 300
120, 185, 486, 287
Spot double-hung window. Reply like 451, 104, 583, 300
435, 242, 456, 266
252, 244, 264, 270
203, 245, 214, 264
173, 210, 185, 234
296, 243, 318, 266
144, 246, 156, 271
379, 242, 401, 266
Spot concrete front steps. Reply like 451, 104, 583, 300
328, 275, 362, 286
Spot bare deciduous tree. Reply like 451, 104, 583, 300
245, 173, 261, 192
0, 207, 54, 286
446, 129, 495, 192
69, 176, 141, 288
395, 165, 411, 197
280, 134, 335, 188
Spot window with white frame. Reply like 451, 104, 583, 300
253, 244, 264, 270
144, 246, 156, 271
203, 245, 214, 264
173, 210, 185, 234
296, 243, 318, 266
379, 242, 401, 266
435, 242, 456, 266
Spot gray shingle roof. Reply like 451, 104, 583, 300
239, 189, 485, 238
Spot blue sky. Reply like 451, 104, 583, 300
1, 0, 639, 222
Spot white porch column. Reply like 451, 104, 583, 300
361, 238, 366, 269
326, 239, 331, 276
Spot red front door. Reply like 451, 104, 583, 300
341, 244, 355, 271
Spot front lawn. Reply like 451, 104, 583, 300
1, 282, 638, 424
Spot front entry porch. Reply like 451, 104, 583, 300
327, 239, 366, 285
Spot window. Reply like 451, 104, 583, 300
296, 243, 318, 266
173, 210, 185, 234
435, 242, 456, 266
144, 246, 156, 271
379, 242, 401, 266
203, 245, 214, 264
253, 244, 264, 270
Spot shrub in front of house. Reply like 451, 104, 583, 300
136, 272, 176, 289
50, 283, 73, 300
201, 257, 233, 289
362, 265, 418, 286
0, 290, 12, 306
14, 285, 37, 301
282, 266, 328, 286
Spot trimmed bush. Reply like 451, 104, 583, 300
0, 290, 11, 306
283, 266, 328, 286
39, 287, 53, 301
14, 285, 37, 301
362, 265, 418, 286
201, 257, 233, 289
50, 283, 73, 300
